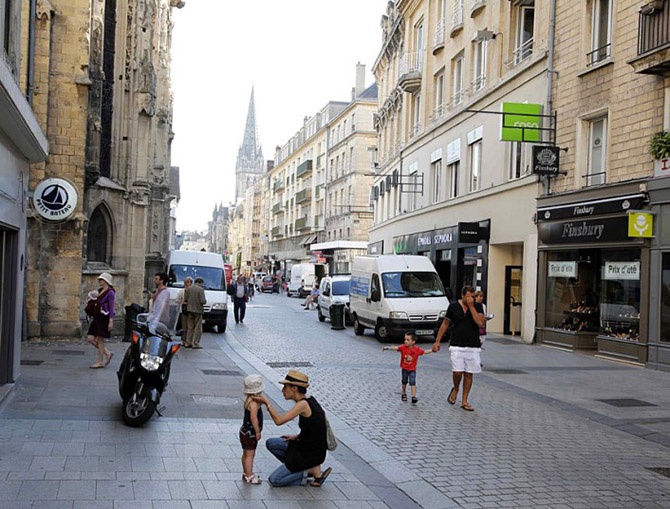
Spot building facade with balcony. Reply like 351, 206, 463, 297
370, 0, 551, 341
532, 0, 670, 370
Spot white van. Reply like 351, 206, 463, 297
166, 250, 228, 332
287, 263, 328, 298
349, 255, 449, 341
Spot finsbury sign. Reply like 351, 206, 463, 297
32, 178, 78, 222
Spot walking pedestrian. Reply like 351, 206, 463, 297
382, 331, 433, 403
432, 285, 485, 411
239, 374, 265, 484
474, 290, 488, 347
230, 275, 249, 324
87, 272, 115, 369
184, 277, 206, 348
252, 370, 332, 487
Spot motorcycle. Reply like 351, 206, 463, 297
117, 312, 181, 426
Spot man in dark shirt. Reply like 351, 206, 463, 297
432, 285, 485, 411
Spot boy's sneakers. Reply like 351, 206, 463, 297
411, 397, 418, 404
401, 394, 407, 401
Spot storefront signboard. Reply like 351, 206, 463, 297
501, 102, 542, 142
532, 145, 560, 175
537, 194, 645, 222
32, 178, 78, 222
538, 216, 629, 244
627, 211, 653, 238
548, 261, 577, 278
602, 261, 640, 280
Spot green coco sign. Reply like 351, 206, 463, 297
501, 102, 542, 142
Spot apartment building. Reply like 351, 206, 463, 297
266, 66, 377, 276
0, 0, 48, 383
535, 0, 670, 369
371, 0, 551, 341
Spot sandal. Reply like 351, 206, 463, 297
461, 404, 475, 412
401, 394, 407, 401
89, 363, 104, 369
242, 473, 261, 484
104, 352, 114, 367
310, 466, 332, 487
447, 387, 457, 405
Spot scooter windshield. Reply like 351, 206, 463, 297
141, 334, 170, 357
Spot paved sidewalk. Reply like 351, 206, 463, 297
3, 295, 670, 508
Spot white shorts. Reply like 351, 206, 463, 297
449, 346, 482, 373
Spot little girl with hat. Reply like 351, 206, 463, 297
240, 374, 265, 484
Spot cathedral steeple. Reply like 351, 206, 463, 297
235, 87, 264, 202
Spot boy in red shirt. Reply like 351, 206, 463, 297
382, 332, 434, 404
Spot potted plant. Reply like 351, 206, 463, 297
650, 130, 670, 176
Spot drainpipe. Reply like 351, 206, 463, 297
26, 0, 37, 104
546, 0, 557, 141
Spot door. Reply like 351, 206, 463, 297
0, 228, 18, 384
504, 266, 523, 335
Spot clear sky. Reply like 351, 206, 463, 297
170, 1, 390, 231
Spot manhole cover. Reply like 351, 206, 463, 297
21, 360, 44, 366
201, 369, 243, 376
597, 398, 657, 407
192, 395, 238, 406
267, 362, 314, 368
646, 467, 670, 478
485, 368, 527, 375
52, 350, 85, 356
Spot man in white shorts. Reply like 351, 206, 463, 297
432, 285, 486, 412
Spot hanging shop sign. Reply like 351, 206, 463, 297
501, 102, 542, 142
627, 211, 653, 238
532, 145, 560, 175
32, 178, 78, 222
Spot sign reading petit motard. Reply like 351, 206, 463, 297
32, 178, 78, 222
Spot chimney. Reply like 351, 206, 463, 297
355, 62, 366, 98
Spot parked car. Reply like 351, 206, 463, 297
317, 275, 352, 325
261, 275, 279, 293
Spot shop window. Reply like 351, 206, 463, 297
600, 250, 641, 341
545, 250, 600, 332
661, 254, 670, 342
544, 248, 641, 340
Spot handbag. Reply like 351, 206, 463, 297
325, 416, 337, 451
181, 303, 188, 314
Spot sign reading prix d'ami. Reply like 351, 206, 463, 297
32, 178, 78, 222
501, 102, 542, 142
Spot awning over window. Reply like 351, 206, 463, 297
302, 234, 318, 246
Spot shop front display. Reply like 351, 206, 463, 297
536, 184, 649, 363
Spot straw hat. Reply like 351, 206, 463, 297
97, 272, 113, 286
243, 374, 265, 395
278, 369, 310, 388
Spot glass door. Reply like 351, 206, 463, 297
504, 266, 522, 335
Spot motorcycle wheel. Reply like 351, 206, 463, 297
122, 392, 157, 427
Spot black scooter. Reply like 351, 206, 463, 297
117, 313, 181, 426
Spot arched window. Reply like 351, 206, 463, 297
87, 206, 111, 264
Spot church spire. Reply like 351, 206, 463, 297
235, 87, 264, 202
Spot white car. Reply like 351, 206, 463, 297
317, 275, 352, 325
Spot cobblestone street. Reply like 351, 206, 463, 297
2, 291, 670, 507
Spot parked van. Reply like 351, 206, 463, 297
349, 255, 449, 341
287, 263, 328, 297
166, 250, 228, 332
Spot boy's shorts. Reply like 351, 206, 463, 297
239, 431, 258, 450
449, 346, 482, 373
401, 369, 417, 386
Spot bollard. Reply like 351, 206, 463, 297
330, 302, 346, 330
